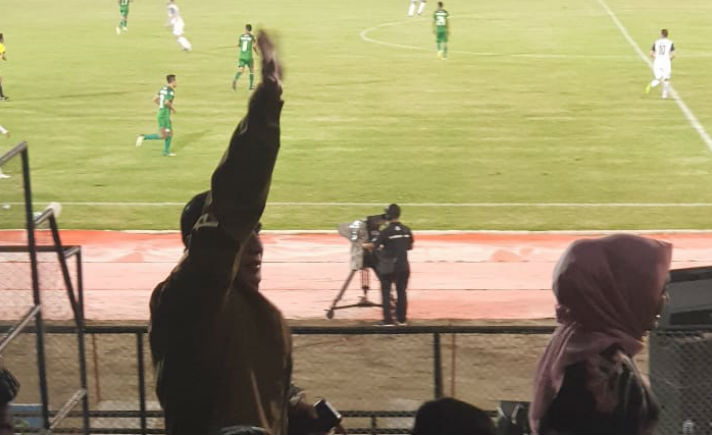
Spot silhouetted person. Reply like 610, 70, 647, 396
412, 397, 495, 435
149, 30, 288, 435
530, 235, 670, 435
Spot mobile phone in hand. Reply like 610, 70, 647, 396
314, 399, 341, 432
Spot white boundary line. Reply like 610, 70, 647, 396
596, 0, 712, 152
5, 201, 712, 207
5, 229, 712, 235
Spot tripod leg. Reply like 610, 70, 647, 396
361, 268, 370, 291
328, 269, 357, 311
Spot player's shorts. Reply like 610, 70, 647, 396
157, 115, 172, 132
120, 6, 129, 16
653, 61, 671, 81
172, 19, 185, 37
238, 57, 254, 68
436, 29, 448, 43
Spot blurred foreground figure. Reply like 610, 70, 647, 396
0, 360, 19, 435
411, 397, 495, 435
149, 30, 287, 435
530, 234, 671, 435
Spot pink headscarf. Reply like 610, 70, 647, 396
529, 234, 672, 433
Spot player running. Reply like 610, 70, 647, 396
116, 0, 131, 35
433, 2, 449, 59
0, 33, 8, 101
408, 0, 426, 16
167, 0, 192, 51
232, 24, 258, 91
646, 29, 675, 99
136, 75, 178, 157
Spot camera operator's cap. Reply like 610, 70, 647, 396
385, 203, 401, 220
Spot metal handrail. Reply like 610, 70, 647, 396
0, 304, 40, 354
0, 141, 27, 166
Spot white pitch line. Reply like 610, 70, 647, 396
359, 17, 643, 59
596, 0, 712, 153
5, 202, 712, 208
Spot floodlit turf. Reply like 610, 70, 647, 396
1, 0, 712, 230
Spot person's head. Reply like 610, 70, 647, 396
553, 234, 672, 338
438, 2, 444, 9
234, 224, 263, 292
412, 397, 495, 435
384, 203, 401, 221
0, 33, 4, 43
661, 28, 668, 38
180, 191, 209, 248
246, 24, 252, 33
166, 74, 177, 88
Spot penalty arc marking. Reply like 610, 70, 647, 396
359, 16, 712, 59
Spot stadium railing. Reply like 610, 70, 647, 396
0, 324, 556, 434
0, 142, 90, 434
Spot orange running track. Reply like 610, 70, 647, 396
1, 231, 711, 322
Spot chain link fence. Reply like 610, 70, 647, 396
1, 251, 87, 432
1, 142, 89, 433
1, 326, 562, 433
650, 329, 712, 435
0, 323, 677, 434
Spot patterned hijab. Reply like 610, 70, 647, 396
529, 234, 672, 433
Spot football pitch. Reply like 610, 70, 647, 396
2, 0, 712, 230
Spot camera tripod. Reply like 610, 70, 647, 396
326, 268, 382, 319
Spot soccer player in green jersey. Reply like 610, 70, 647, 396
433, 2, 449, 59
136, 75, 178, 156
232, 24, 258, 91
0, 33, 8, 101
117, 0, 131, 35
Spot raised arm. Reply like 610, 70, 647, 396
208, 30, 283, 243
150, 30, 284, 368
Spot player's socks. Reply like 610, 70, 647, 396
163, 137, 172, 155
142, 134, 161, 140
249, 73, 254, 90
662, 81, 670, 99
177, 37, 192, 51
417, 1, 426, 15
408, 2, 416, 16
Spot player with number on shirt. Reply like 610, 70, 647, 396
645, 29, 675, 99
232, 24, 258, 91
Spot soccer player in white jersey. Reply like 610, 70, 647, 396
167, 0, 192, 51
646, 29, 675, 99
408, 0, 426, 16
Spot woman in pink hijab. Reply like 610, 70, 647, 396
530, 234, 672, 435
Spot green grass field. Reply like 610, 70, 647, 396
2, 0, 712, 230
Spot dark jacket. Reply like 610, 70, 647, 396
538, 346, 659, 435
149, 80, 288, 435
373, 221, 414, 273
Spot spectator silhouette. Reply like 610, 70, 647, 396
149, 30, 288, 435
412, 397, 495, 435
530, 234, 671, 435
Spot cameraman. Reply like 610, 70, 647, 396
364, 204, 414, 325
